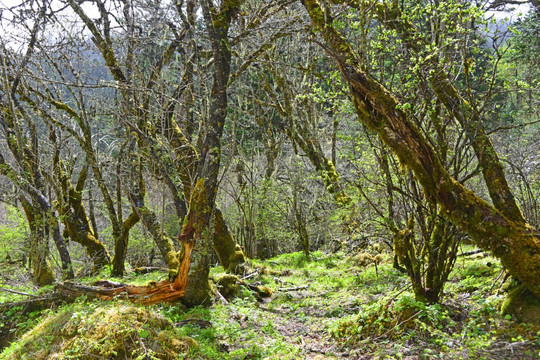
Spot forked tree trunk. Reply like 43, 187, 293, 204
110, 212, 140, 277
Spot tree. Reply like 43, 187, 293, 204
301, 0, 540, 301
0, 2, 74, 283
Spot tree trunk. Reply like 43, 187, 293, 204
20, 199, 55, 286
371, 0, 524, 224
129, 192, 180, 279
270, 69, 351, 205
111, 212, 140, 277
177, 179, 213, 306
56, 163, 110, 270
213, 208, 245, 273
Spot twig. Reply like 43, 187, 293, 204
0, 287, 39, 298
216, 290, 228, 305
378, 310, 423, 340
241, 270, 260, 280
273, 277, 295, 286
490, 269, 506, 293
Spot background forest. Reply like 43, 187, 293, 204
0, 0, 539, 359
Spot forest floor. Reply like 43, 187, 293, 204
1, 248, 540, 359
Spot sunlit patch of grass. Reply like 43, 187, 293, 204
2, 300, 194, 360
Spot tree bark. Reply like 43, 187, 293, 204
111, 212, 140, 277
19, 198, 55, 286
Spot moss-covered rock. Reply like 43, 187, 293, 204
501, 285, 540, 324
0, 302, 194, 359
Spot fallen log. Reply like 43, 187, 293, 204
134, 266, 167, 274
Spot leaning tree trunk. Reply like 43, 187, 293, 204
269, 68, 351, 206
129, 190, 181, 280
370, 0, 524, 224
302, 0, 540, 299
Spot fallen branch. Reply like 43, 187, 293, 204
216, 290, 229, 305
134, 267, 167, 274
0, 293, 60, 316
278, 285, 308, 292
241, 270, 260, 280
56, 280, 185, 306
0, 287, 39, 298
458, 249, 485, 257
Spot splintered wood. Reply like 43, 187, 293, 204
57, 242, 194, 306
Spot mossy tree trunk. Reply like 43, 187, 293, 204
65, 0, 246, 303
0, 111, 74, 281
127, 176, 181, 280
173, 0, 245, 306
20, 198, 55, 286
292, 187, 310, 257
213, 209, 245, 273
110, 211, 140, 276
302, 0, 540, 299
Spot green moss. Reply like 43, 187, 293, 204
33, 259, 55, 286
214, 273, 240, 299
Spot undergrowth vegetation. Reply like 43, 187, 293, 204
1, 249, 540, 359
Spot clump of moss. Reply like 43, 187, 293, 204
253, 285, 273, 299
214, 273, 241, 299
1, 302, 195, 359
213, 273, 274, 301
